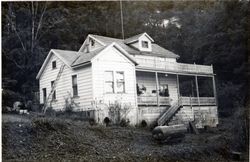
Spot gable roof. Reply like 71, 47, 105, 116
72, 46, 106, 67
124, 32, 154, 44
89, 34, 179, 58
36, 43, 138, 79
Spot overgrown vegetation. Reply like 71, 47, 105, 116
108, 101, 131, 126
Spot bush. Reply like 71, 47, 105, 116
88, 118, 96, 126
140, 120, 147, 127
104, 117, 111, 127
149, 121, 158, 130
45, 107, 56, 117
120, 118, 130, 127
2, 89, 25, 107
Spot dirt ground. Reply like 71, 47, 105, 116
2, 113, 248, 162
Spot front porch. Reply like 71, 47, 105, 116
136, 70, 217, 107
136, 68, 218, 128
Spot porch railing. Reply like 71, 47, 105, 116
137, 96, 170, 106
180, 97, 216, 106
137, 96, 216, 106
135, 58, 213, 75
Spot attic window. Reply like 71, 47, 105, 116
142, 41, 149, 48
52, 61, 56, 69
90, 39, 95, 47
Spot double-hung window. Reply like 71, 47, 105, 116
51, 81, 56, 100
72, 75, 78, 96
116, 71, 125, 93
105, 71, 114, 93
52, 61, 56, 69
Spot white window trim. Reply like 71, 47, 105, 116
104, 70, 126, 94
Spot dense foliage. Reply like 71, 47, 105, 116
2, 1, 248, 115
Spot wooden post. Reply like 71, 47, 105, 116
195, 75, 200, 107
176, 74, 180, 105
155, 72, 159, 107
176, 74, 180, 98
212, 76, 218, 105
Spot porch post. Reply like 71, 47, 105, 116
212, 75, 217, 105
155, 72, 159, 106
195, 75, 200, 107
176, 74, 180, 101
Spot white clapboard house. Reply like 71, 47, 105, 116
36, 33, 218, 128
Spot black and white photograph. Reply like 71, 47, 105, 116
1, 0, 249, 161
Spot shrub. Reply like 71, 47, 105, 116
45, 107, 56, 117
88, 118, 96, 126
141, 120, 147, 127
120, 118, 130, 127
104, 117, 111, 127
149, 121, 158, 130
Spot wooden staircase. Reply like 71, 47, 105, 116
157, 99, 182, 126
42, 64, 65, 114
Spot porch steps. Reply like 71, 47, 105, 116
157, 100, 182, 126
168, 107, 194, 126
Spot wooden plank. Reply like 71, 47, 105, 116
176, 74, 180, 98
155, 72, 159, 107
189, 121, 199, 134
212, 76, 218, 106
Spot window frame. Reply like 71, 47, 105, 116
116, 71, 125, 93
90, 39, 95, 47
104, 71, 114, 94
141, 41, 149, 48
42, 88, 47, 103
52, 61, 56, 69
72, 75, 78, 97
51, 81, 56, 101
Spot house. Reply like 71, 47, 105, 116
36, 32, 218, 128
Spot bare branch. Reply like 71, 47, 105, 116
6, 15, 26, 51
34, 2, 47, 41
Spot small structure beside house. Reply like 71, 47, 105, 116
36, 32, 218, 128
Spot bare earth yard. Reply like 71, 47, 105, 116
2, 114, 248, 162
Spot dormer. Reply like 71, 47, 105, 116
79, 35, 104, 53
125, 32, 154, 52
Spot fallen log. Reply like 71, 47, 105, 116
152, 124, 187, 141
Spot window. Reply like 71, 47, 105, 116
159, 84, 169, 97
141, 41, 149, 48
90, 39, 95, 47
42, 88, 47, 103
116, 71, 125, 93
51, 81, 56, 100
105, 71, 114, 93
52, 61, 56, 69
72, 75, 78, 96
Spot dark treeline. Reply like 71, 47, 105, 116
2, 1, 248, 116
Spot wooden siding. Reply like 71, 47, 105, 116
92, 46, 137, 124
39, 53, 93, 111
168, 106, 218, 128
136, 72, 178, 104
138, 106, 169, 125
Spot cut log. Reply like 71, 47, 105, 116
189, 121, 199, 134
152, 124, 187, 141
